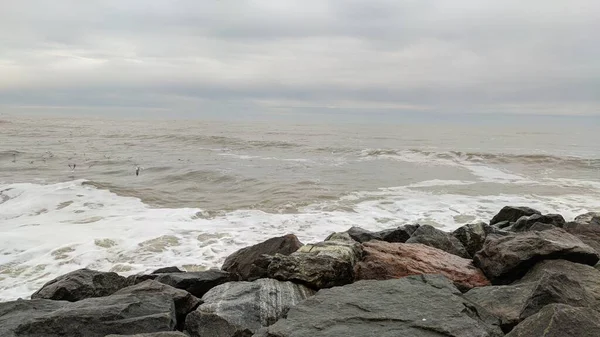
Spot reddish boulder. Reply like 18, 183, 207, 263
355, 241, 490, 291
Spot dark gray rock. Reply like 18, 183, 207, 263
564, 220, 600, 255
506, 304, 600, 337
344, 226, 382, 243
184, 278, 314, 337
528, 222, 556, 231
511, 214, 566, 232
452, 222, 509, 257
221, 234, 303, 281
494, 220, 512, 229
490, 206, 541, 225
406, 224, 470, 258
254, 275, 503, 337
114, 280, 201, 330
266, 235, 362, 289
0, 293, 176, 337
465, 272, 593, 332
152, 267, 183, 274
154, 270, 234, 298
106, 333, 188, 337
474, 228, 600, 284
378, 224, 420, 243
31, 268, 127, 301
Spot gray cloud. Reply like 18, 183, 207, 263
1, 0, 600, 116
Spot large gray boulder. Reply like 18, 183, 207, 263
31, 268, 127, 301
128, 270, 234, 298
184, 278, 314, 337
510, 214, 566, 232
266, 234, 362, 289
342, 224, 419, 244
506, 304, 600, 337
114, 280, 201, 329
490, 206, 541, 226
464, 272, 593, 332
452, 222, 509, 257
406, 224, 470, 258
574, 212, 600, 225
473, 228, 599, 284
0, 293, 176, 337
221, 234, 302, 280
564, 219, 600, 255
254, 275, 503, 337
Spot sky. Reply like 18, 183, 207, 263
1, 0, 599, 117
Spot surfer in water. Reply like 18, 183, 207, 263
135, 166, 141, 176
68, 163, 76, 172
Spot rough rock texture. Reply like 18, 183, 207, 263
574, 212, 600, 225
106, 333, 188, 337
31, 268, 127, 301
0, 293, 176, 337
510, 214, 566, 232
345, 226, 383, 243
506, 304, 600, 337
354, 241, 490, 291
564, 220, 600, 255
152, 267, 183, 274
184, 279, 314, 337
490, 206, 541, 225
266, 235, 362, 289
452, 222, 509, 257
378, 224, 420, 243
406, 224, 470, 258
254, 275, 503, 337
464, 273, 593, 332
473, 228, 600, 284
221, 234, 302, 281
114, 280, 201, 329
152, 270, 234, 298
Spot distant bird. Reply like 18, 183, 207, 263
68, 164, 76, 172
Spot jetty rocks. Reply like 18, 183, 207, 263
2, 206, 600, 336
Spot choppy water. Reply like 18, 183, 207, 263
1, 113, 600, 300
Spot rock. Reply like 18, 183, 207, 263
516, 259, 600, 302
344, 226, 382, 243
511, 214, 566, 232
153, 270, 234, 298
31, 268, 127, 301
114, 280, 201, 330
378, 224, 420, 243
574, 212, 600, 225
354, 241, 490, 291
0, 293, 176, 337
406, 224, 470, 258
490, 206, 541, 225
473, 228, 600, 284
464, 272, 593, 332
494, 221, 512, 229
184, 278, 314, 337
452, 222, 509, 257
564, 220, 600, 255
152, 267, 183, 274
127, 273, 159, 286
505, 304, 600, 337
528, 222, 556, 231
266, 236, 362, 289
254, 275, 503, 337
106, 333, 188, 337
222, 234, 302, 281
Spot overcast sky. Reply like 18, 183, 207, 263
1, 0, 599, 117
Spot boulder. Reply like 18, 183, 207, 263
473, 228, 599, 284
31, 268, 127, 301
0, 293, 176, 337
221, 234, 302, 281
564, 220, 600, 255
574, 212, 600, 225
254, 275, 503, 337
106, 333, 188, 337
266, 235, 362, 289
344, 226, 382, 243
510, 214, 566, 232
184, 279, 314, 337
378, 224, 420, 243
452, 222, 509, 257
354, 241, 490, 291
152, 267, 183, 274
153, 270, 234, 298
464, 272, 593, 332
114, 280, 201, 330
490, 206, 541, 225
506, 304, 600, 337
406, 225, 470, 258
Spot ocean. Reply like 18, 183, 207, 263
1, 112, 599, 300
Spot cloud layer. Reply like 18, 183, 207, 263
1, 0, 599, 116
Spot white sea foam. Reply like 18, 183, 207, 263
1, 179, 600, 301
